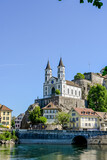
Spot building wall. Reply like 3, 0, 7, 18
0, 111, 12, 129
43, 109, 58, 124
15, 114, 24, 129
43, 77, 81, 99
69, 109, 99, 130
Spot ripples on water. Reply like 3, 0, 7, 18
0, 144, 107, 160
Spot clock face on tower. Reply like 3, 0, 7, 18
51, 80, 54, 84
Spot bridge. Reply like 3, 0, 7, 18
16, 130, 107, 145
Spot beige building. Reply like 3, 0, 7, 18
42, 102, 61, 124
69, 107, 100, 131
0, 104, 12, 129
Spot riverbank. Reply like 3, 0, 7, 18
0, 130, 18, 145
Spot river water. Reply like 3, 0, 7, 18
0, 144, 107, 160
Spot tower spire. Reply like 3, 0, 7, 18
45, 60, 51, 70
58, 57, 64, 67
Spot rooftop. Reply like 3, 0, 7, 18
0, 104, 12, 112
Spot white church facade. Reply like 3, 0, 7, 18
43, 58, 82, 99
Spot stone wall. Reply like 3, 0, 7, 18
35, 96, 85, 112
16, 130, 107, 145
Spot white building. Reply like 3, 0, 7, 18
43, 58, 82, 99
42, 102, 61, 124
15, 113, 24, 129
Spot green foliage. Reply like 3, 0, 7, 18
55, 112, 71, 128
74, 73, 85, 80
87, 84, 107, 112
102, 66, 107, 76
11, 119, 15, 128
59, 0, 103, 9
39, 116, 47, 124
0, 130, 18, 141
29, 106, 47, 125
55, 89, 61, 95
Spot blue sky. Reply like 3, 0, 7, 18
0, 0, 107, 116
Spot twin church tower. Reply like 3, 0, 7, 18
45, 58, 65, 82
43, 58, 81, 99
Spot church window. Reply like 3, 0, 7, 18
45, 92, 47, 96
45, 77, 47, 81
58, 68, 60, 72
68, 89, 69, 94
58, 74, 60, 78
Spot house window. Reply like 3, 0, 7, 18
79, 91, 81, 96
45, 92, 47, 96
75, 90, 77, 95
48, 110, 50, 113
3, 117, 5, 120
72, 113, 76, 116
95, 118, 97, 121
85, 123, 87, 126
82, 117, 84, 121
76, 123, 78, 127
58, 85, 60, 88
88, 118, 90, 121
76, 117, 78, 121
3, 112, 5, 115
72, 118, 75, 122
71, 90, 73, 95
7, 122, 9, 125
7, 112, 9, 115
82, 123, 84, 127
48, 115, 50, 119
45, 87, 47, 90
95, 123, 97, 127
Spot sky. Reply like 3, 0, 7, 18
0, 0, 107, 116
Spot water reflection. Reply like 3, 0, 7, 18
0, 144, 107, 160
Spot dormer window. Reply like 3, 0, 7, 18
81, 111, 85, 114
86, 112, 90, 114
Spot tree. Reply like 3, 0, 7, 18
102, 66, 107, 76
74, 73, 85, 80
87, 84, 107, 112
29, 106, 47, 125
58, 0, 103, 9
55, 89, 61, 95
55, 112, 71, 128
11, 116, 16, 128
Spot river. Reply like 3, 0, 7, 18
0, 144, 107, 160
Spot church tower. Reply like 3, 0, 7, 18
57, 58, 65, 80
45, 60, 52, 82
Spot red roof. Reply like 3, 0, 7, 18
0, 104, 12, 111
72, 107, 98, 116
42, 102, 61, 111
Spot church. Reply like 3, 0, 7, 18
43, 58, 82, 99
